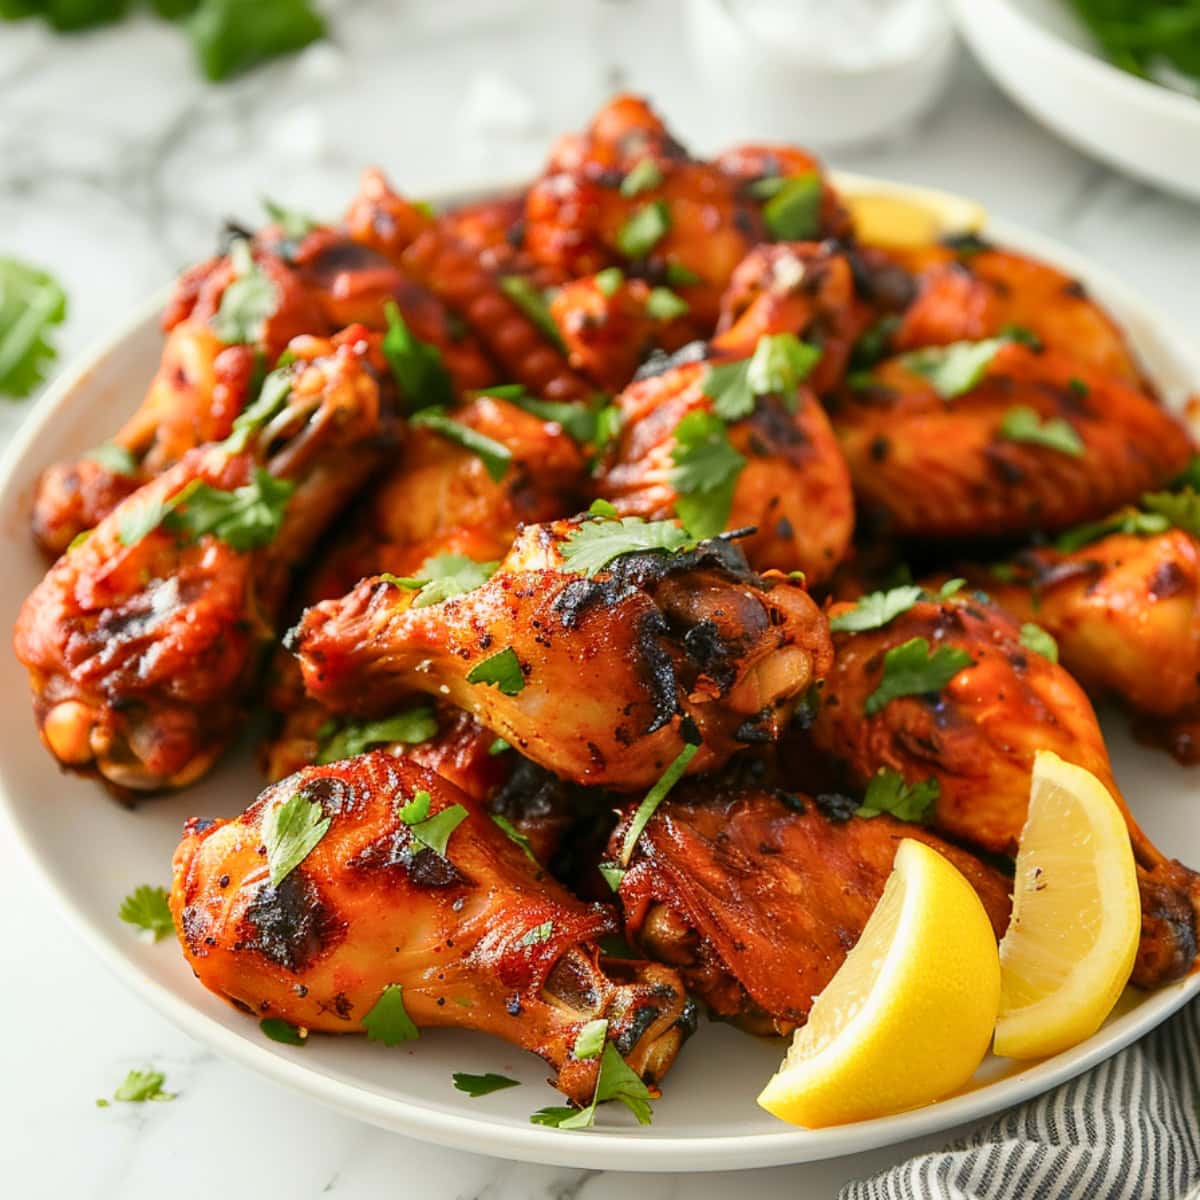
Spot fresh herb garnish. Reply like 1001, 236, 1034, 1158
620, 159, 663, 197
1019, 622, 1059, 663
211, 240, 278, 345
619, 740, 700, 865
315, 705, 437, 765
491, 812, 539, 864
494, 386, 610, 446
223, 365, 292, 452
411, 408, 512, 482
398, 791, 469, 857
1054, 508, 1169, 552
262, 196, 318, 240
166, 469, 295, 550
105, 1069, 175, 1105
386, 553, 499, 609
857, 768, 939, 822
499, 276, 566, 352
466, 647, 525, 696
865, 637, 974, 715
488, 738, 511, 756
899, 337, 1009, 400
573, 1019, 608, 1060
560, 511, 692, 576
453, 1072, 520, 1098
594, 267, 624, 297
530, 1043, 653, 1129
187, 0, 326, 82
1142, 487, 1200, 537
998, 406, 1085, 457
383, 300, 454, 412
263, 792, 330, 887
260, 1018, 307, 1045
118, 884, 174, 941
850, 315, 901, 371
702, 333, 821, 421
670, 409, 745, 539
0, 255, 67, 399
829, 585, 924, 634
518, 921, 555, 947
362, 984, 420, 1046
1067, 0, 1200, 89
665, 261, 701, 287
616, 199, 670, 260
760, 172, 823, 241
645, 286, 689, 321
87, 441, 137, 477
116, 494, 171, 547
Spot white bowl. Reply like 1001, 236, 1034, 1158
951, 0, 1200, 201
1, 176, 1198, 1171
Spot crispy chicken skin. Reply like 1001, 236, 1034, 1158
171, 754, 695, 1100
969, 530, 1200, 764
14, 327, 397, 796
616, 778, 1011, 1036
291, 518, 833, 790
833, 342, 1194, 539
808, 595, 1200, 987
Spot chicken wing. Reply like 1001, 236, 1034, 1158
14, 326, 398, 796
171, 754, 695, 1101
833, 341, 1194, 539
614, 772, 1011, 1036
291, 516, 832, 790
806, 592, 1200, 986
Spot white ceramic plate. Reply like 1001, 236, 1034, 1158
2, 177, 1198, 1172
951, 0, 1200, 201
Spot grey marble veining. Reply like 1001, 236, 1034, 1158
1, 3, 1197, 1198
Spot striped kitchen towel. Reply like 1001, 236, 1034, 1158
842, 996, 1200, 1200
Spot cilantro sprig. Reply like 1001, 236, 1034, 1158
212, 240, 278, 345
857, 769, 939, 823
1019, 622, 1059, 663
383, 301, 454, 412
315, 705, 437, 765
829, 579, 965, 634
466, 647, 525, 696
559, 507, 692, 576
398, 789, 469, 857
384, 553, 499, 609
670, 410, 745, 540
616, 200, 671, 260
998, 406, 1085, 457
865, 637, 974, 715
410, 407, 512, 482
756, 172, 823, 241
453, 1072, 521, 1098
362, 984, 420, 1046
898, 336, 1010, 400
0, 256, 67, 399
703, 333, 821, 421
97, 1068, 175, 1107
531, 1041, 653, 1130
118, 884, 174, 941
263, 792, 330, 887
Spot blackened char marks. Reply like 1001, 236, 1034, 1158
241, 871, 337, 971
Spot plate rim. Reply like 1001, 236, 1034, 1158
2, 173, 1199, 1173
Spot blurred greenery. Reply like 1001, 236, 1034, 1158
1070, 0, 1200, 86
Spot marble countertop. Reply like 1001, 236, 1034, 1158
2, 3, 1197, 1197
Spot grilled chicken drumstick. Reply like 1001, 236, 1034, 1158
171, 753, 695, 1102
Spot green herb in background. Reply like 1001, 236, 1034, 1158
1069, 0, 1200, 90
0, 257, 67, 399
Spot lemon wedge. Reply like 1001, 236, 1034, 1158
757, 838, 1000, 1128
994, 751, 1140, 1060
835, 180, 986, 251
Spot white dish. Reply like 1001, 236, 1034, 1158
1, 176, 1198, 1172
950, 0, 1200, 201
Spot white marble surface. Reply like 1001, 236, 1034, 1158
1, 3, 1198, 1197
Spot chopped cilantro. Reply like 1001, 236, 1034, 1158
488, 738, 511, 756
998, 406, 1084, 457
645, 286, 689, 321
211, 240, 278, 345
223, 365, 292, 452
620, 159, 663, 197
665, 261, 701, 287
263, 792, 330, 887
382, 300, 454, 412
118, 884, 174, 941
1000, 323, 1044, 350
116, 494, 172, 548
616, 200, 670, 260
499, 276, 566, 352
1019, 622, 1059, 663
260, 1018, 307, 1045
865, 637, 974, 715
518, 921, 554, 947
530, 1043, 652, 1129
1054, 508, 1171, 552
491, 812, 539, 864
938, 578, 967, 599
262, 196, 318, 240
899, 337, 1009, 400
315, 705, 437, 764
410, 408, 512, 482
761, 172, 823, 241
466, 647, 525, 696
362, 984, 419, 1046
857, 768, 939, 822
670, 409, 745, 539
110, 1069, 175, 1103
830, 586, 923, 634
597, 862, 626, 892
0, 256, 67, 399
703, 333, 821, 421
573, 1019, 607, 1060
1142, 487, 1200, 538
498, 387, 608, 446
400, 795, 469, 858
386, 553, 499, 609
453, 1072, 520, 1098
87, 441, 137, 477
594, 267, 624, 297
164, 469, 295, 551
398, 790, 432, 824
619, 741, 699, 865
560, 512, 692, 576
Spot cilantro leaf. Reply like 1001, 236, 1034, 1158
116, 493, 172, 548
666, 261, 701, 287
938, 578, 967, 599
118, 884, 174, 941
315, 705, 437, 765
518, 920, 555, 947
998, 405, 1085, 457
491, 812, 539, 864
492, 387, 605, 446
263, 792, 330, 887
398, 790, 432, 824
388, 553, 499, 609
620, 159, 663, 197
488, 738, 511, 756
530, 1043, 653, 1130
164, 468, 295, 551
186, 0, 326, 82
616, 200, 670, 260
560, 513, 692, 576
466, 647, 525, 695
410, 407, 512, 482
262, 196, 318, 240
260, 1018, 307, 1045
761, 172, 823, 241
619, 741, 699, 865
857, 768, 939, 822
223, 365, 292, 452
865, 637, 974, 716
211, 240, 278, 345
362, 984, 419, 1046
1142, 487, 1200, 537
1019, 622, 1059, 663
899, 337, 1009, 400
597, 863, 625, 892
453, 1072, 520, 1098
1054, 508, 1171, 552
0, 256, 67, 399
645, 286, 689, 321
670, 410, 745, 540
573, 1019, 607, 1060
405, 803, 469, 858
594, 267, 624, 297
111, 1069, 175, 1104
87, 441, 137, 477
703, 333, 820, 422
498, 276, 566, 352
829, 585, 924, 634
382, 300, 454, 412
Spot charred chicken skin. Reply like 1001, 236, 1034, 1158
807, 594, 1200, 987
14, 326, 398, 796
291, 517, 833, 790
616, 775, 1011, 1036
